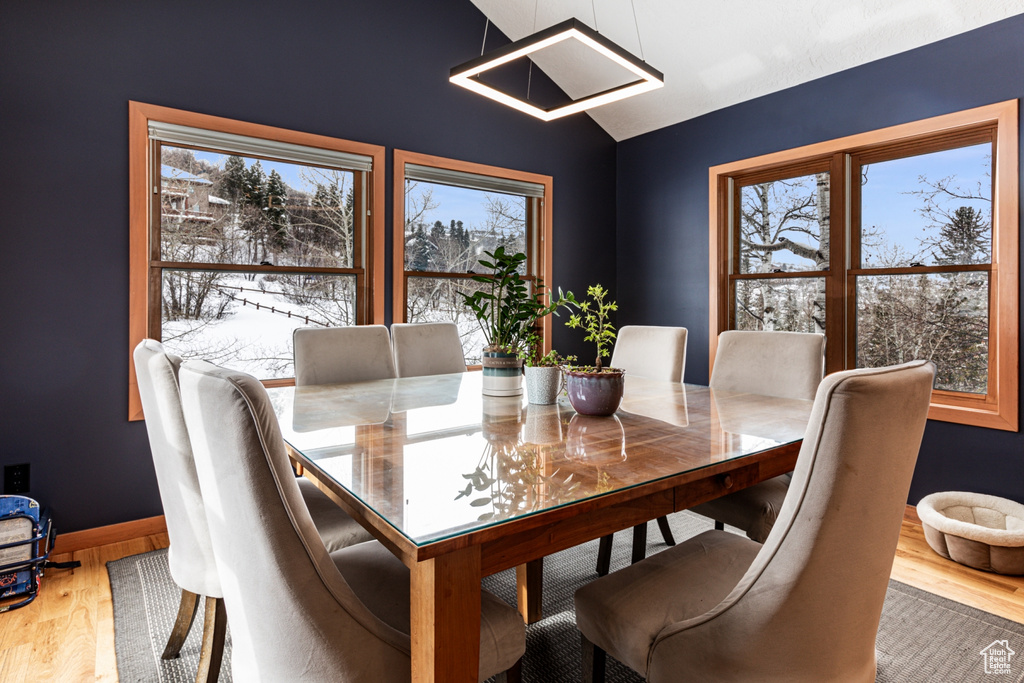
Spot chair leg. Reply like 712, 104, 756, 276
162, 589, 201, 659
496, 656, 523, 683
596, 534, 613, 576
656, 515, 676, 546
195, 597, 227, 683
714, 520, 725, 531
580, 633, 606, 683
630, 523, 647, 564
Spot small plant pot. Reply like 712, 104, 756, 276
565, 368, 625, 416
525, 365, 563, 405
481, 349, 524, 397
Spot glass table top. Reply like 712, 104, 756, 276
267, 372, 813, 547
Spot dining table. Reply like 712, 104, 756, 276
266, 371, 813, 683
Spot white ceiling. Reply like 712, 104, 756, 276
468, 1, 1024, 141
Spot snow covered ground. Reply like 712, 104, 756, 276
162, 272, 354, 379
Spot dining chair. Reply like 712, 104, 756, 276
293, 325, 396, 386
691, 330, 825, 541
574, 360, 935, 682
179, 359, 526, 682
596, 325, 688, 576
391, 321, 467, 377
133, 339, 374, 682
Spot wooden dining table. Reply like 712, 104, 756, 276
267, 371, 812, 683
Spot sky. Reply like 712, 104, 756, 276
860, 142, 990, 265
407, 180, 522, 232
188, 149, 507, 228
749, 141, 991, 269
190, 143, 991, 263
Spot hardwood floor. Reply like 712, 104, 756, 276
2, 513, 1023, 682
892, 514, 1024, 623
0, 531, 168, 682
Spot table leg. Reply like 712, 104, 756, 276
516, 559, 544, 624
410, 545, 481, 683
631, 522, 648, 564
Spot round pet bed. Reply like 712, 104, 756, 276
918, 491, 1024, 575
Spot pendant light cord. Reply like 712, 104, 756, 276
480, 18, 490, 55
527, 0, 539, 102
592, 0, 598, 31
630, 0, 645, 61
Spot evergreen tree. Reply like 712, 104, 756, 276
935, 206, 990, 265
314, 182, 341, 209
219, 155, 247, 204
408, 224, 433, 271
242, 161, 267, 209
266, 170, 289, 251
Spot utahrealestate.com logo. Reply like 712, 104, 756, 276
980, 640, 1015, 675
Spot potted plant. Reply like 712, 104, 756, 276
520, 339, 576, 405
461, 247, 569, 397
563, 284, 624, 416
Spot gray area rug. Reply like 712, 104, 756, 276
108, 512, 1024, 682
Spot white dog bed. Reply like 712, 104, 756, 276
918, 491, 1024, 575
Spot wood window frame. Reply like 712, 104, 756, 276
709, 100, 1019, 431
392, 150, 555, 362
128, 101, 386, 420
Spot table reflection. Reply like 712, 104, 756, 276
268, 372, 811, 546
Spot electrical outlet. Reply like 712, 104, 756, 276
4, 463, 30, 494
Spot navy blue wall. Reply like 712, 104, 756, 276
617, 15, 1024, 504
0, 1, 616, 531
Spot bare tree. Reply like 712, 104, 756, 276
736, 173, 829, 333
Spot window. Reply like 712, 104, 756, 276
129, 102, 385, 420
710, 101, 1018, 430
393, 151, 553, 364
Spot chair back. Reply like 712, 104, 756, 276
293, 325, 395, 386
179, 360, 410, 682
610, 326, 687, 382
649, 360, 935, 681
132, 339, 220, 597
710, 330, 825, 400
391, 322, 467, 377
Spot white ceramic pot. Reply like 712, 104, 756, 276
525, 365, 563, 405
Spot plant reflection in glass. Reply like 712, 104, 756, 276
455, 401, 580, 522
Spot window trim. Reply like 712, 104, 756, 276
392, 150, 554, 360
128, 101, 386, 420
708, 100, 1018, 431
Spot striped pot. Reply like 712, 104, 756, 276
481, 349, 524, 397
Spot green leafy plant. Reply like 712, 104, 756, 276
462, 247, 573, 354
518, 333, 576, 367
565, 284, 617, 370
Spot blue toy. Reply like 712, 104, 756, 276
0, 495, 54, 613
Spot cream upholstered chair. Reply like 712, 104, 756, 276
133, 340, 373, 682
691, 330, 825, 542
391, 321, 467, 377
574, 360, 935, 682
178, 360, 525, 682
293, 325, 395, 386
595, 326, 688, 576
610, 326, 687, 382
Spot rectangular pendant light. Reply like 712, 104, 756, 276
450, 18, 663, 121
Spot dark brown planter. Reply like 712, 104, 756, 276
565, 368, 625, 416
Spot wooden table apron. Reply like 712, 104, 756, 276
275, 376, 808, 683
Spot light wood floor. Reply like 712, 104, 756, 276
3, 517, 1023, 682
